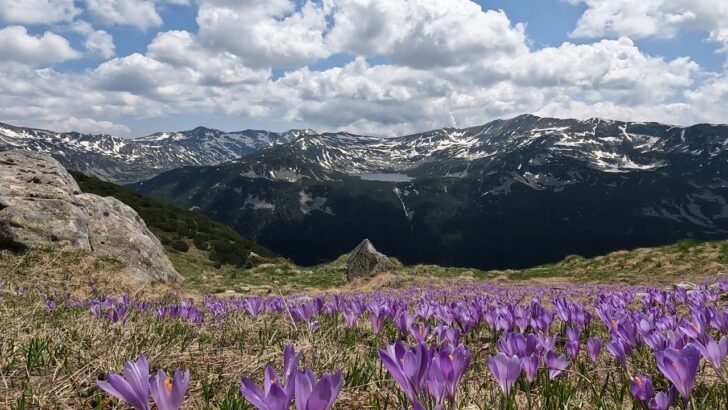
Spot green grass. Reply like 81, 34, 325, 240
673, 238, 702, 252
500, 238, 728, 284
165, 248, 342, 293
720, 242, 728, 263
154, 236, 728, 292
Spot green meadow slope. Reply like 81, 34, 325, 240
66, 172, 728, 292
70, 171, 278, 273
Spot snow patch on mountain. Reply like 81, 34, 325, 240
299, 190, 335, 216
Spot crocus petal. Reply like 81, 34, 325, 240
240, 377, 268, 409
379, 349, 415, 402
150, 369, 172, 410
172, 369, 190, 408
99, 374, 149, 410
295, 370, 315, 410
267, 383, 291, 410
305, 377, 333, 410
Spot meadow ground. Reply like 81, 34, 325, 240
1, 246, 727, 409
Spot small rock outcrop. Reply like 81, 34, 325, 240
0, 150, 181, 282
346, 239, 395, 281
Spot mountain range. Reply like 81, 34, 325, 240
0, 122, 313, 184
3, 114, 728, 269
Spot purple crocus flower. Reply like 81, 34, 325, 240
606, 339, 628, 370
410, 323, 430, 344
710, 310, 728, 333
566, 328, 580, 360
649, 387, 676, 410
434, 325, 461, 345
537, 334, 557, 352
630, 374, 654, 408
240, 344, 301, 409
283, 344, 302, 384
150, 368, 190, 410
642, 331, 668, 351
586, 338, 602, 363
395, 312, 416, 335
244, 298, 265, 317
379, 342, 431, 404
654, 343, 701, 401
487, 353, 522, 395
696, 336, 728, 373
679, 316, 708, 345
431, 344, 470, 401
498, 332, 539, 358
106, 304, 128, 324
545, 351, 569, 380
89, 303, 102, 319
240, 366, 292, 410
521, 353, 540, 383
342, 308, 359, 328
294, 369, 343, 410
97, 354, 150, 410
368, 308, 386, 334
427, 358, 447, 404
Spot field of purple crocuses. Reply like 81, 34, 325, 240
1, 267, 728, 409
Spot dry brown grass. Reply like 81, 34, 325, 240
1, 245, 727, 409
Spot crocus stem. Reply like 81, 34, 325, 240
714, 367, 728, 385
275, 283, 297, 331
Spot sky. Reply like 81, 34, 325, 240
1, 0, 728, 137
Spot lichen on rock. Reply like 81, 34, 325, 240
346, 239, 395, 282
0, 150, 181, 282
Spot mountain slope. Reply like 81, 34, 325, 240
0, 123, 312, 184
132, 115, 728, 269
71, 171, 277, 268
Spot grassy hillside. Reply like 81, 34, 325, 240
499, 238, 728, 284
225, 237, 728, 292
70, 171, 277, 271
2, 237, 726, 297
1, 236, 726, 299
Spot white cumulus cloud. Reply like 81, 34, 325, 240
326, 0, 527, 68
196, 0, 330, 68
48, 117, 131, 135
71, 21, 116, 59
0, 0, 727, 136
85, 0, 163, 30
0, 26, 80, 66
567, 0, 728, 55
0, 0, 79, 24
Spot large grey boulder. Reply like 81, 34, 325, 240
346, 239, 395, 281
0, 150, 182, 282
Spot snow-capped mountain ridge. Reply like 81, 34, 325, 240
230, 114, 727, 182
1, 114, 726, 184
132, 114, 728, 270
0, 122, 309, 184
